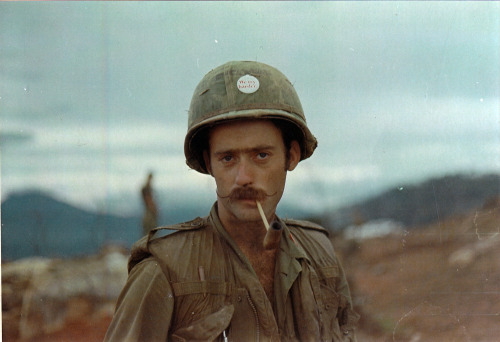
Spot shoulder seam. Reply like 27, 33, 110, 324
149, 217, 207, 240
283, 218, 328, 235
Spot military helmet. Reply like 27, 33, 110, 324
184, 61, 317, 174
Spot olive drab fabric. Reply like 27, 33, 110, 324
184, 61, 318, 174
104, 205, 359, 341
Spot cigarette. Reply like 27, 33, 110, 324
256, 200, 270, 231
256, 200, 282, 249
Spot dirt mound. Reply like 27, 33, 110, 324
338, 198, 500, 341
2, 245, 128, 341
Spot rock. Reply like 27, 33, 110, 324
448, 233, 499, 268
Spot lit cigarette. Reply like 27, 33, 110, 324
256, 200, 270, 231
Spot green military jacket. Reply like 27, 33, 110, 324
105, 205, 359, 341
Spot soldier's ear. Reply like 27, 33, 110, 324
287, 140, 301, 171
203, 150, 212, 175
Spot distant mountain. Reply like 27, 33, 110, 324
327, 173, 500, 230
4, 173, 498, 260
0, 189, 305, 260
1, 191, 142, 261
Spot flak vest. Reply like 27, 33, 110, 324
104, 205, 359, 342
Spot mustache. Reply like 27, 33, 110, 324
216, 187, 277, 202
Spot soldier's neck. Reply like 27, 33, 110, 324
217, 208, 272, 252
221, 217, 278, 303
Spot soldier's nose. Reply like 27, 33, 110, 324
235, 160, 254, 186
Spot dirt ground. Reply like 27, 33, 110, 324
4, 203, 499, 341
338, 202, 500, 341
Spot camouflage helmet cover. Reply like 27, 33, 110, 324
184, 61, 317, 173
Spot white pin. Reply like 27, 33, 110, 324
237, 74, 260, 94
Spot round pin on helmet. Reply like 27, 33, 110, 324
184, 61, 318, 174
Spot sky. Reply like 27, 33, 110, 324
1, 1, 499, 217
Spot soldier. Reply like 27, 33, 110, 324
141, 172, 158, 236
105, 61, 359, 341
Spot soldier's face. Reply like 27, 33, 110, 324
206, 119, 300, 225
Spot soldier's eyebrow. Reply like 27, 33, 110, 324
213, 145, 276, 156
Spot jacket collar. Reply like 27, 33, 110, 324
208, 202, 309, 262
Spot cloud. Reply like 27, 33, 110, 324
1, 1, 498, 214
0, 130, 34, 146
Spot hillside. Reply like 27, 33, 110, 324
327, 173, 500, 229
337, 195, 500, 341
1, 191, 142, 260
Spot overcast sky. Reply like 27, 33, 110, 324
1, 1, 499, 215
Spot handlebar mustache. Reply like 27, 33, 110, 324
216, 187, 277, 202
